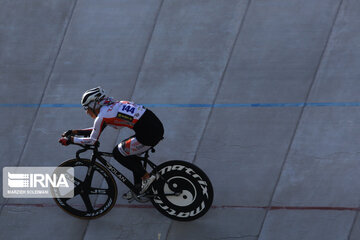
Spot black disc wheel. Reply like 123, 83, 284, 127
150, 160, 213, 221
51, 159, 117, 219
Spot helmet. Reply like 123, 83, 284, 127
81, 87, 106, 108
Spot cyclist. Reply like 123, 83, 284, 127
59, 87, 164, 200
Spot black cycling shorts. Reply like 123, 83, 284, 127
133, 109, 164, 146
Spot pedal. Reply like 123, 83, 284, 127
133, 194, 151, 203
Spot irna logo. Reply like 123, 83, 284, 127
8, 172, 69, 188
3, 167, 74, 198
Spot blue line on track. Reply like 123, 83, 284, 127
0, 102, 360, 108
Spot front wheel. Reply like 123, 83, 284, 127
150, 160, 213, 221
51, 158, 117, 219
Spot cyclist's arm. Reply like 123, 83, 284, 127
73, 128, 93, 137
73, 117, 107, 145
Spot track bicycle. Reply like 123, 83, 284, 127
51, 142, 214, 221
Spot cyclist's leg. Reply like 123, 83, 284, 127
114, 110, 164, 196
112, 136, 151, 185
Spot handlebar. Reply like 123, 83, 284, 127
72, 141, 100, 149
71, 141, 100, 160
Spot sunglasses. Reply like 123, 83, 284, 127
84, 101, 97, 111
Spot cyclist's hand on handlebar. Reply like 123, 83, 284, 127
62, 130, 73, 137
59, 137, 72, 146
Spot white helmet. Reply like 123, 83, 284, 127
81, 87, 106, 109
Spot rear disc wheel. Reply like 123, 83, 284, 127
151, 160, 213, 221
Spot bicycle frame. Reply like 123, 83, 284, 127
74, 144, 158, 195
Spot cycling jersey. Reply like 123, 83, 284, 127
73, 101, 146, 145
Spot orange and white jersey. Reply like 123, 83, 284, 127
73, 101, 146, 145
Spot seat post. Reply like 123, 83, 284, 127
143, 147, 155, 169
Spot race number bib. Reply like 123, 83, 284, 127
117, 102, 146, 123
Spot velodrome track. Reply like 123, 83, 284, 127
1, 0, 360, 239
